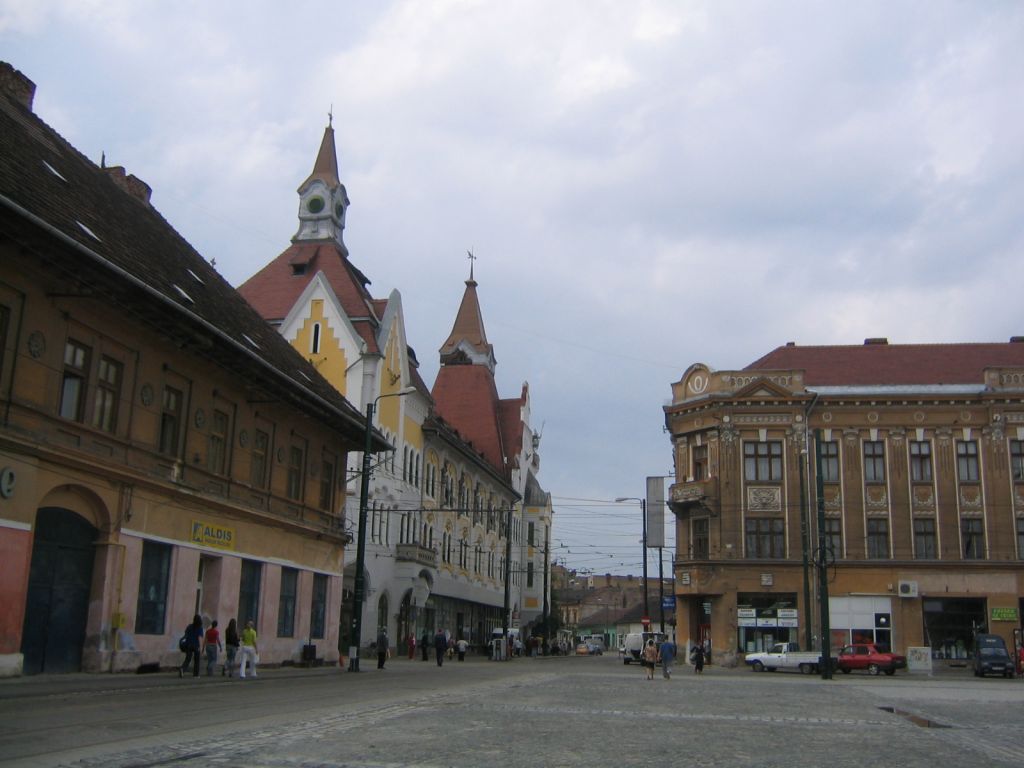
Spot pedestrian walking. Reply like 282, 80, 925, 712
690, 642, 705, 674
456, 637, 468, 661
658, 636, 677, 679
203, 620, 222, 677
434, 628, 447, 667
376, 628, 390, 669
239, 620, 259, 678
179, 614, 203, 678
421, 630, 430, 662
408, 632, 416, 660
224, 618, 239, 677
641, 639, 658, 681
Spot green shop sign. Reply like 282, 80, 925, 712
990, 607, 1019, 622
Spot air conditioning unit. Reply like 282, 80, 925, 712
897, 580, 918, 598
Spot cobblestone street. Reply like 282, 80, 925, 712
3, 656, 1024, 767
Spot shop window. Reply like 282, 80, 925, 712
866, 518, 889, 559
863, 441, 885, 483
819, 441, 839, 482
962, 518, 985, 560
692, 517, 709, 559
913, 518, 937, 559
744, 441, 782, 482
910, 441, 932, 483
59, 339, 90, 421
745, 517, 784, 558
277, 567, 298, 637
310, 573, 327, 639
238, 559, 262, 629
134, 540, 171, 634
957, 441, 979, 483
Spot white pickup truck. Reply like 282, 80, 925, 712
744, 642, 834, 674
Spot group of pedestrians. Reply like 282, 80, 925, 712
179, 615, 258, 679
639, 637, 704, 680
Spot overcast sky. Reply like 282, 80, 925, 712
4, 1, 1022, 578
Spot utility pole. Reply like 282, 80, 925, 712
658, 547, 665, 634
542, 520, 550, 654
501, 503, 515, 660
799, 450, 812, 651
814, 429, 833, 680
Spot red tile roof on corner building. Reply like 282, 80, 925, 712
237, 241, 381, 353
432, 364, 506, 474
745, 341, 1024, 386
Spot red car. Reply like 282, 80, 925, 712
837, 644, 906, 676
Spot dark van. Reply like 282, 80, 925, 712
973, 634, 1015, 678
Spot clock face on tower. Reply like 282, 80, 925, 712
307, 196, 325, 214
335, 203, 344, 219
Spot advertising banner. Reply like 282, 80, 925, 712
646, 476, 666, 548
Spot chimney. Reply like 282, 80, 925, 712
864, 337, 889, 345
103, 165, 152, 206
0, 62, 36, 111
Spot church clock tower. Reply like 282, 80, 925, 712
293, 120, 350, 252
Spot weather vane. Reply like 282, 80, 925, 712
328, 104, 333, 127
467, 248, 476, 281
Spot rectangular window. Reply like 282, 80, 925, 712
528, 521, 535, 547
745, 518, 784, 558
251, 429, 270, 489
91, 356, 122, 433
310, 573, 327, 639
1017, 518, 1024, 561
527, 561, 534, 588
820, 441, 839, 483
866, 518, 890, 559
744, 441, 783, 482
692, 445, 708, 481
319, 453, 336, 511
823, 518, 842, 559
159, 386, 183, 456
134, 540, 172, 634
277, 567, 298, 638
962, 518, 985, 560
692, 517, 709, 559
0, 305, 9, 385
913, 518, 937, 560
238, 559, 262, 629
1011, 440, 1024, 483
208, 409, 229, 475
957, 441, 980, 483
910, 441, 932, 483
59, 339, 90, 421
287, 445, 304, 501
863, 441, 886, 483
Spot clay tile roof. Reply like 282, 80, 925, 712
745, 341, 1024, 386
431, 364, 506, 474
238, 241, 380, 354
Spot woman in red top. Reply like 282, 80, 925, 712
204, 620, 223, 677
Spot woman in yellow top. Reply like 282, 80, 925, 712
239, 620, 259, 679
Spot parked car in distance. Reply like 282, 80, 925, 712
837, 644, 907, 676
973, 634, 1015, 678
619, 631, 667, 664
576, 642, 603, 656
744, 642, 834, 674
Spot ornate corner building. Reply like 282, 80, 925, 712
665, 338, 1024, 666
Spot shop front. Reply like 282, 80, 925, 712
737, 593, 799, 653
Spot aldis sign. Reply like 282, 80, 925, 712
191, 520, 235, 550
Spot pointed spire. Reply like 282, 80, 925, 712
299, 124, 340, 191
439, 263, 496, 372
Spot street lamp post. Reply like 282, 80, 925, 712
615, 497, 649, 623
348, 387, 415, 672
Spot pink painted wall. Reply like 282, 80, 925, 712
0, 527, 31, 653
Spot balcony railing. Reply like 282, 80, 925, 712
396, 543, 439, 568
668, 476, 719, 515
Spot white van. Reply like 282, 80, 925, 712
619, 631, 667, 664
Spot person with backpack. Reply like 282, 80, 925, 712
224, 618, 240, 677
179, 614, 203, 678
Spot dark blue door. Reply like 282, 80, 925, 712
21, 508, 96, 674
